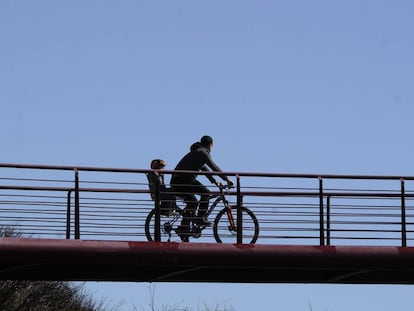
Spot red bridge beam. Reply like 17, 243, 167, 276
1, 237, 414, 284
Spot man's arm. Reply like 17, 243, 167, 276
203, 151, 232, 184
200, 165, 217, 184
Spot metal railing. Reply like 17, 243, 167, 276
1, 163, 414, 246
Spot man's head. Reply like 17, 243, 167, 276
150, 159, 166, 169
200, 135, 213, 150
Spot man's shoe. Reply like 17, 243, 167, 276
196, 217, 211, 227
180, 236, 189, 242
175, 225, 190, 242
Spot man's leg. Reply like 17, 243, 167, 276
190, 182, 211, 226
174, 192, 197, 242
171, 182, 191, 241
180, 193, 197, 227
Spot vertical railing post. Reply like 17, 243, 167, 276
154, 173, 161, 242
74, 168, 80, 240
66, 190, 72, 239
401, 178, 407, 247
318, 176, 325, 246
236, 175, 243, 244
326, 195, 331, 246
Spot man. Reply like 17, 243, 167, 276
171, 135, 233, 241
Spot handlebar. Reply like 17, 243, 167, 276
217, 183, 234, 192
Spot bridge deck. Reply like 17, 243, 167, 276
2, 237, 414, 284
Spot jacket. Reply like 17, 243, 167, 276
171, 142, 229, 184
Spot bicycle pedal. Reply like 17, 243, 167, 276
190, 227, 202, 239
192, 227, 202, 233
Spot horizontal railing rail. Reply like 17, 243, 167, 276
1, 163, 414, 246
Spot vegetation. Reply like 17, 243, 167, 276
0, 227, 110, 311
0, 227, 234, 311
0, 280, 107, 311
134, 285, 236, 311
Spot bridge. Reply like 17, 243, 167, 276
1, 163, 414, 284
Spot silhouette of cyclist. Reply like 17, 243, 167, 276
171, 135, 233, 241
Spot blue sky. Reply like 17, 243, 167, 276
2, 1, 414, 310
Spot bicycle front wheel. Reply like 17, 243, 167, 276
213, 206, 259, 244
144, 209, 182, 242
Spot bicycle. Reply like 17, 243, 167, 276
144, 184, 259, 243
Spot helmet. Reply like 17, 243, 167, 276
150, 159, 166, 169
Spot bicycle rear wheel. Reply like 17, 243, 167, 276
213, 206, 259, 244
144, 209, 182, 242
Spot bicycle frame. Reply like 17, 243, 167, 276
171, 187, 232, 230
205, 188, 236, 230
